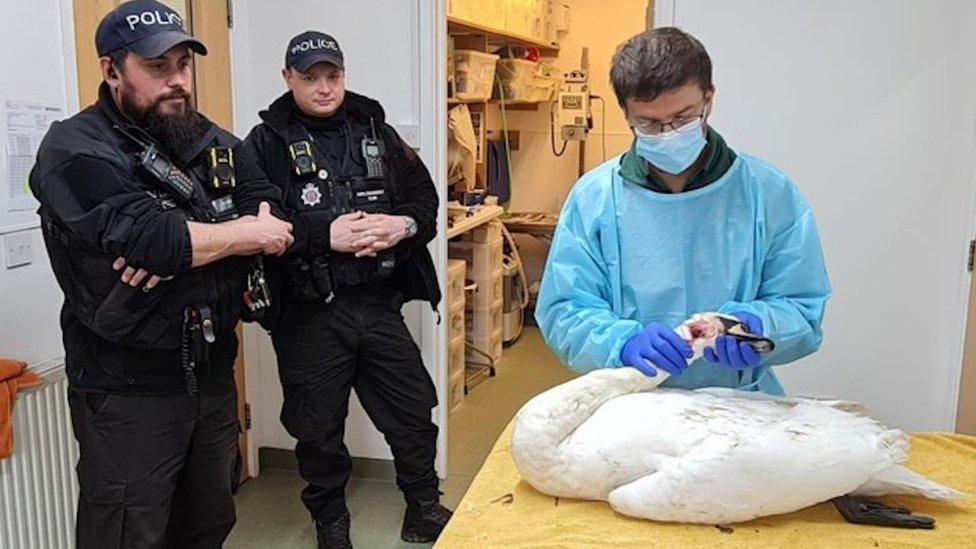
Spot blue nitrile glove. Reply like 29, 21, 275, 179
620, 322, 693, 377
704, 311, 763, 370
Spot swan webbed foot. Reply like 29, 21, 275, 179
831, 495, 935, 529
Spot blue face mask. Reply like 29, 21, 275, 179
634, 119, 707, 175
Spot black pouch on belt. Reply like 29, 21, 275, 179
286, 256, 320, 301
311, 255, 335, 303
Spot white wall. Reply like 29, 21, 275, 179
664, 0, 976, 431
0, 0, 78, 366
232, 0, 446, 471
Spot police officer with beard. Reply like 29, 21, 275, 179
243, 31, 449, 547
29, 2, 293, 546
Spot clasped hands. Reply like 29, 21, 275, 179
330, 211, 410, 257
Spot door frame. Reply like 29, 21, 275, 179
188, 0, 249, 485
418, 0, 449, 479
957, 249, 976, 435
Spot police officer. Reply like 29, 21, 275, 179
29, 2, 293, 547
243, 31, 449, 547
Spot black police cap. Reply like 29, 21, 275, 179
285, 31, 344, 72
96, 0, 207, 58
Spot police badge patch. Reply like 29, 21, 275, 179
301, 182, 322, 207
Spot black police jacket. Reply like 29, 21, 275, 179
29, 83, 283, 394
242, 91, 441, 320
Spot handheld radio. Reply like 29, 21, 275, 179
361, 118, 385, 180
113, 124, 195, 201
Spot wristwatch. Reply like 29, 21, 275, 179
404, 216, 418, 238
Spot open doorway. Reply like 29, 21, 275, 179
440, 0, 652, 503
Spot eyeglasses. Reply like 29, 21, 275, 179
630, 99, 709, 136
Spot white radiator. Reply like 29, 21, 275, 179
0, 360, 77, 549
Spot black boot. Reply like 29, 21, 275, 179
316, 511, 352, 549
400, 499, 453, 543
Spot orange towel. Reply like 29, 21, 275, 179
0, 358, 43, 459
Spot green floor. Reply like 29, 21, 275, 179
225, 326, 574, 548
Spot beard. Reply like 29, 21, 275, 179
119, 87, 206, 158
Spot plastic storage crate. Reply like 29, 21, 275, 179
466, 302, 504, 337
449, 334, 465, 379
448, 304, 465, 340
465, 220, 503, 244
466, 327, 504, 366
448, 370, 465, 412
494, 58, 538, 101
447, 259, 467, 308
454, 50, 499, 101
466, 270, 503, 310
449, 237, 504, 281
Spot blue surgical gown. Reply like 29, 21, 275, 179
535, 154, 831, 395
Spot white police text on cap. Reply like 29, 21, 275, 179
125, 9, 182, 31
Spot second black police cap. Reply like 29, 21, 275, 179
285, 31, 344, 72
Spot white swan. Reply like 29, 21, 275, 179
512, 315, 961, 525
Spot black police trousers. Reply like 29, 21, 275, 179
271, 283, 439, 524
68, 388, 239, 549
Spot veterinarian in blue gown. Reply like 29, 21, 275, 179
535, 28, 830, 395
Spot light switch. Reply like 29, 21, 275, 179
4, 230, 33, 269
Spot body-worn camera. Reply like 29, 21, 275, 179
209, 147, 236, 190
289, 140, 317, 176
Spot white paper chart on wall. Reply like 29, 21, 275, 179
5, 100, 63, 214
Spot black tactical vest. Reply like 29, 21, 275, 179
282, 115, 402, 300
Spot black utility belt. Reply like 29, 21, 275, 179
286, 253, 396, 304
331, 255, 395, 287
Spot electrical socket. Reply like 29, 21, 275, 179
4, 230, 33, 269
